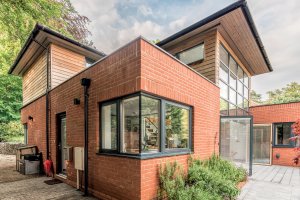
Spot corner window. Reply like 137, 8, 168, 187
101, 102, 118, 151
176, 43, 204, 65
100, 93, 192, 157
274, 123, 295, 147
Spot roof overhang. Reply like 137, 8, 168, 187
157, 0, 272, 75
8, 24, 106, 76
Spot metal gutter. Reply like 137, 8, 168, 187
157, 0, 273, 72
8, 23, 106, 74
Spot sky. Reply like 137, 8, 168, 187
71, 0, 300, 99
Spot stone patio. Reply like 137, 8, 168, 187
239, 165, 300, 200
0, 154, 96, 200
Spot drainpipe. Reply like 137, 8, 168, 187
81, 78, 91, 196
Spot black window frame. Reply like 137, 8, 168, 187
273, 122, 295, 148
175, 43, 205, 65
99, 92, 193, 159
100, 100, 119, 153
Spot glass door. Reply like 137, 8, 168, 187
57, 113, 67, 174
220, 116, 253, 175
253, 125, 272, 165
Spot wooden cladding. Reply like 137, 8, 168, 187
22, 51, 47, 105
50, 44, 85, 89
22, 44, 87, 105
163, 29, 217, 83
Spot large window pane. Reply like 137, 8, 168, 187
220, 63, 229, 83
165, 104, 190, 150
244, 74, 249, 87
229, 72, 237, 89
237, 94, 243, 108
244, 86, 249, 99
220, 81, 228, 100
141, 96, 160, 153
229, 104, 237, 116
101, 103, 117, 150
238, 81, 243, 95
220, 117, 252, 172
177, 44, 204, 65
122, 96, 140, 154
229, 88, 236, 104
275, 123, 291, 145
220, 98, 228, 116
229, 57, 237, 75
237, 66, 244, 82
244, 98, 249, 110
220, 45, 229, 66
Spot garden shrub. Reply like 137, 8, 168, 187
159, 155, 247, 200
0, 121, 23, 142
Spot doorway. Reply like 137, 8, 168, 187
253, 124, 272, 165
220, 116, 253, 175
57, 113, 67, 174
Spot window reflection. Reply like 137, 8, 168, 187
122, 97, 140, 154
165, 104, 190, 150
141, 96, 160, 153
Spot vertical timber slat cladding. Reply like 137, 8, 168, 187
162, 29, 218, 83
20, 38, 220, 200
250, 102, 300, 166
50, 44, 86, 89
22, 51, 47, 105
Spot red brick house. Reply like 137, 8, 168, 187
250, 102, 300, 166
8, 0, 287, 199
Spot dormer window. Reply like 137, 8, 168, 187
85, 57, 95, 67
175, 43, 204, 65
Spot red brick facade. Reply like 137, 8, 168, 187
21, 38, 220, 200
250, 102, 300, 166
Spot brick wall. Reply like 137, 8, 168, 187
250, 102, 300, 166
20, 38, 220, 200
21, 96, 47, 156
140, 40, 220, 199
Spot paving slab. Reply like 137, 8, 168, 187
0, 154, 97, 200
239, 165, 300, 200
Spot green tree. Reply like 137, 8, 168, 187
0, 0, 91, 124
266, 82, 300, 104
250, 90, 263, 105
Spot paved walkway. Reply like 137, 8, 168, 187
239, 165, 300, 200
0, 154, 96, 200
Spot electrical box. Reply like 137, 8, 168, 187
74, 147, 84, 170
63, 146, 73, 161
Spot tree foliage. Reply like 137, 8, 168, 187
291, 119, 300, 165
251, 82, 300, 105
250, 90, 263, 104
266, 82, 300, 104
0, 0, 91, 124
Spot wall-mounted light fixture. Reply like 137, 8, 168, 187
74, 98, 80, 105
28, 116, 33, 121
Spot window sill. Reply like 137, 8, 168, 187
273, 145, 295, 148
96, 150, 193, 160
